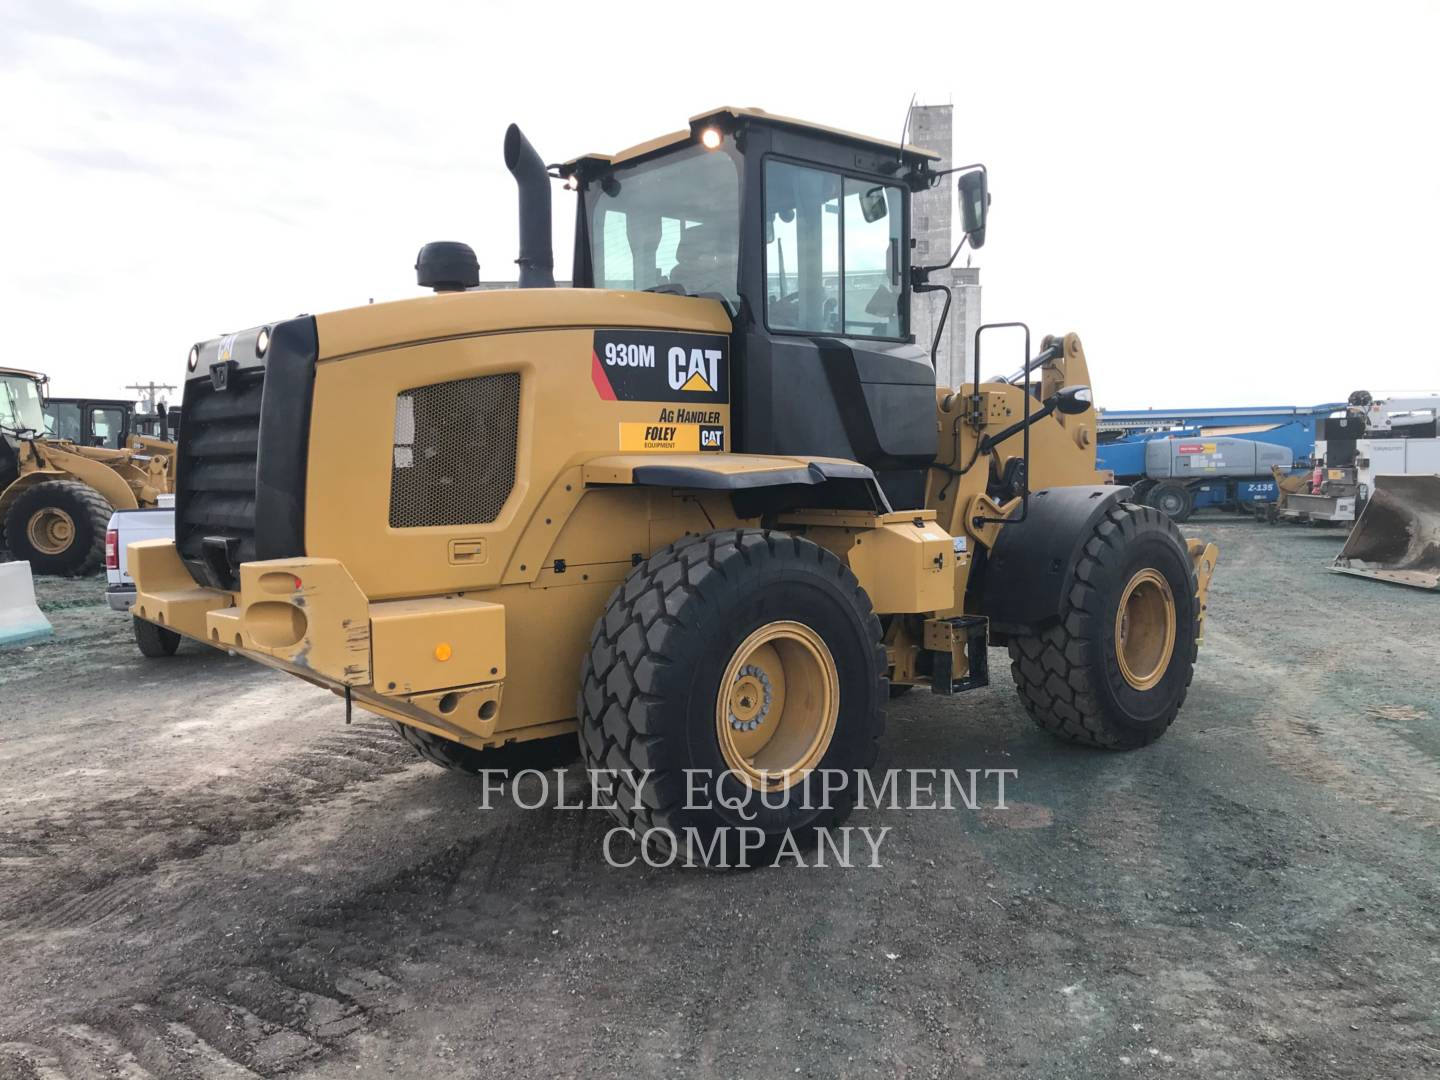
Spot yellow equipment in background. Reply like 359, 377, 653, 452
129, 108, 1216, 855
1, 366, 174, 575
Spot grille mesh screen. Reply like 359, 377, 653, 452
389, 372, 521, 528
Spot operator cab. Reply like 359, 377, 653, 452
1, 368, 49, 488
559, 108, 980, 509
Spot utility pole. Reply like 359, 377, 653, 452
126, 381, 177, 414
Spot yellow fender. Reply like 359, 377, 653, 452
0, 443, 141, 519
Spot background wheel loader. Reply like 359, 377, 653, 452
128, 107, 1217, 860
1, 366, 175, 575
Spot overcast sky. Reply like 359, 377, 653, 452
3, 0, 1437, 408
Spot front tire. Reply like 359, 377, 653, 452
4, 481, 112, 576
578, 529, 886, 865
133, 616, 181, 657
1007, 503, 1198, 750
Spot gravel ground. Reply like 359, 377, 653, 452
1, 515, 1437, 1079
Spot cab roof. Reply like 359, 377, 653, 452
0, 367, 47, 381
560, 106, 942, 174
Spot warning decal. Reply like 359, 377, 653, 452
591, 329, 729, 404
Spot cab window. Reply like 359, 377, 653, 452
43, 401, 82, 441
842, 178, 905, 338
764, 161, 839, 333
765, 161, 906, 339
589, 145, 741, 302
90, 406, 126, 449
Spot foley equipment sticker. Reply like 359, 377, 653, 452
591, 330, 729, 404
619, 418, 726, 453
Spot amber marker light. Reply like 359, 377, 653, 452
435, 643, 453, 662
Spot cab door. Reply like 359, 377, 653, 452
736, 147, 937, 509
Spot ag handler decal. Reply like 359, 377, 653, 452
591, 330, 729, 404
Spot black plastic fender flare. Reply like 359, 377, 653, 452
974, 484, 1134, 634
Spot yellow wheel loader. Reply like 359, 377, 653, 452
1, 367, 175, 575
129, 108, 1217, 856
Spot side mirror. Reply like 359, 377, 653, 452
957, 168, 989, 250
859, 185, 888, 223
1053, 385, 1093, 416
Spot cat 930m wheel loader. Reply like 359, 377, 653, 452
130, 107, 1217, 856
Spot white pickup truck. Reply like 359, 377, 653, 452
105, 497, 180, 655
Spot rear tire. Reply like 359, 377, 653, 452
4, 481, 112, 576
577, 529, 886, 865
1007, 502, 1198, 750
133, 616, 181, 657
1147, 481, 1194, 523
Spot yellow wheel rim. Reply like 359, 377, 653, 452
1115, 568, 1177, 691
27, 507, 76, 556
715, 620, 839, 791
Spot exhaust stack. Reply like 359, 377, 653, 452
503, 124, 555, 289
1331, 474, 1440, 590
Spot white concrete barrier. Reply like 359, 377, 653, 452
0, 561, 53, 648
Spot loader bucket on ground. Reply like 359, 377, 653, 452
1331, 474, 1440, 590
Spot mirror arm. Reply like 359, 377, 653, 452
909, 231, 973, 370
913, 279, 952, 370
926, 161, 988, 183
911, 234, 968, 286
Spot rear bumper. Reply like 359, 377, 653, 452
1278, 493, 1356, 522
105, 584, 135, 612
127, 539, 533, 748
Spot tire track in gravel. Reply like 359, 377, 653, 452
0, 718, 415, 931
0, 758, 476, 1077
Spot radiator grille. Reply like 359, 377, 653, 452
176, 369, 264, 569
389, 372, 521, 528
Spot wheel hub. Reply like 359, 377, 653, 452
727, 665, 773, 731
27, 507, 77, 556
714, 620, 839, 791
1115, 568, 1177, 691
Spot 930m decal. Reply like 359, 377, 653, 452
591, 330, 729, 404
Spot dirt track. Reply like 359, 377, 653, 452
2, 516, 1438, 1079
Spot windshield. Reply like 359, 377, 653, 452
0, 374, 46, 434
44, 401, 81, 441
587, 144, 741, 302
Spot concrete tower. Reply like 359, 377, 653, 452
908, 103, 981, 391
